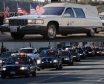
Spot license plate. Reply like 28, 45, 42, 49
73, 56, 76, 57
10, 27, 17, 32
10, 71, 15, 74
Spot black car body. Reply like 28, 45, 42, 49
93, 48, 101, 56
99, 48, 104, 56
0, 51, 16, 68
0, 56, 36, 79
69, 49, 80, 62
37, 49, 62, 70
76, 48, 85, 59
83, 47, 95, 56
60, 50, 73, 65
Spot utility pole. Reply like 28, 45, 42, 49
29, 42, 31, 47
76, 0, 78, 3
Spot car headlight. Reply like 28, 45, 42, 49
37, 60, 41, 64
88, 52, 92, 53
1, 67, 6, 71
97, 52, 99, 53
27, 19, 35, 24
4, 19, 9, 24
64, 58, 69, 60
20, 67, 28, 70
35, 20, 44, 24
0, 60, 2, 63
27, 19, 44, 24
53, 60, 58, 63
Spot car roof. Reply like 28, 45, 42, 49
20, 47, 33, 50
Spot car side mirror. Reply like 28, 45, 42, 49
63, 14, 70, 17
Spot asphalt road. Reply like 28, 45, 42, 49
0, 56, 104, 84
0, 32, 104, 42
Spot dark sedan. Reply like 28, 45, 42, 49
60, 50, 73, 65
0, 56, 36, 79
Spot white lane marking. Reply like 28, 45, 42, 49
97, 78, 104, 81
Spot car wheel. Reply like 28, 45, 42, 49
86, 29, 95, 37
37, 68, 40, 71
1, 74, 6, 79
59, 64, 63, 69
11, 32, 25, 39
43, 23, 56, 40
56, 65, 60, 70
71, 61, 73, 65
9, 75, 13, 78
32, 71, 36, 77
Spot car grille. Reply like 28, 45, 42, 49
9, 19, 27, 26
6, 66, 20, 71
41, 58, 52, 63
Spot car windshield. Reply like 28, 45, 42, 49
61, 52, 70, 56
19, 49, 33, 53
1, 52, 16, 58
40, 50, 56, 56
38, 48, 50, 53
86, 47, 92, 51
94, 48, 100, 51
31, 7, 65, 15
70, 50, 77, 53
76, 48, 83, 53
5, 57, 29, 64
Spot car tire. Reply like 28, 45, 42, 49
59, 64, 63, 69
86, 29, 95, 37
25, 73, 30, 78
43, 23, 56, 40
37, 68, 40, 71
71, 61, 73, 65
11, 32, 25, 39
56, 65, 60, 70
32, 71, 36, 77
1, 74, 6, 79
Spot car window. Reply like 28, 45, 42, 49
1, 52, 16, 58
61, 52, 70, 56
73, 8, 85, 18
64, 8, 75, 17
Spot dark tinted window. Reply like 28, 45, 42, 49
73, 8, 85, 18
61, 51, 70, 56
70, 50, 77, 53
38, 47, 50, 53
20, 49, 33, 53
65, 8, 75, 17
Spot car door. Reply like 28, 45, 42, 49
73, 8, 87, 33
61, 7, 76, 33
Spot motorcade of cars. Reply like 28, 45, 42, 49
2, 3, 102, 40
60, 50, 73, 65
76, 47, 86, 59
83, 46, 95, 56
37, 49, 63, 70
0, 51, 17, 68
0, 55, 37, 79
69, 48, 80, 62
93, 47, 102, 56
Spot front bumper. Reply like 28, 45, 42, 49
37, 63, 58, 69
1, 70, 28, 76
1, 25, 47, 34
73, 56, 80, 61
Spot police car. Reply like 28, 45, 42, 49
37, 49, 63, 70
60, 50, 73, 65
69, 48, 80, 62
0, 54, 37, 79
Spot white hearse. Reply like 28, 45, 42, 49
2, 3, 102, 39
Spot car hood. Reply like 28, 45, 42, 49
39, 56, 58, 59
7, 15, 60, 19
61, 56, 70, 58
